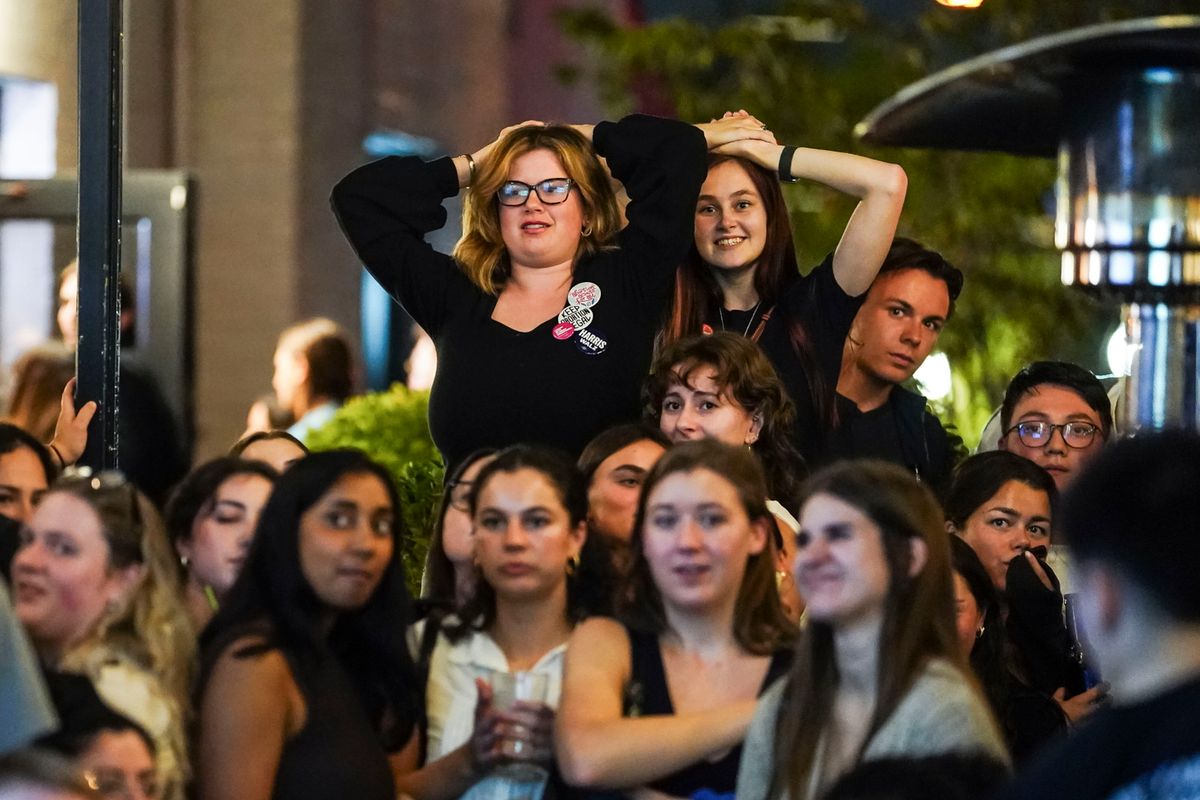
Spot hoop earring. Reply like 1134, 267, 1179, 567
566, 554, 581, 576
581, 222, 593, 237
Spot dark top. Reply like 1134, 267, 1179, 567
622, 627, 791, 797
1005, 550, 1084, 697
1, 512, 18, 585
270, 650, 395, 800
995, 676, 1200, 800
826, 385, 955, 495
703, 255, 862, 464
332, 115, 707, 472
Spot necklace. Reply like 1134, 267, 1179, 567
718, 300, 762, 338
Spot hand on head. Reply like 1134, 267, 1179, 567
697, 110, 778, 150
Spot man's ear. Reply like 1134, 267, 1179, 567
945, 520, 958, 536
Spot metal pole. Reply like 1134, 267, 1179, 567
76, 0, 123, 470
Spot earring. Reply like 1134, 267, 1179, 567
976, 625, 986, 639
180, 555, 190, 569
566, 554, 581, 576
581, 222, 593, 237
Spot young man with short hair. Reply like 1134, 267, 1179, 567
997, 431, 1200, 799
998, 361, 1112, 491
829, 237, 963, 490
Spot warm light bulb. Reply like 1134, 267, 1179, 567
936, 0, 984, 7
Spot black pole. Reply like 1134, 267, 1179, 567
76, 0, 123, 470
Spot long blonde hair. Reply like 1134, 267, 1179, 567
53, 474, 195, 782
454, 124, 622, 294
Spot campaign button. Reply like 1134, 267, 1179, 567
567, 281, 601, 308
576, 327, 608, 355
558, 305, 593, 330
552, 322, 576, 340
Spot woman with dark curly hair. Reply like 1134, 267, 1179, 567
644, 332, 806, 618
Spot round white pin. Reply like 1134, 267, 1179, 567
558, 305, 594, 330
567, 281, 602, 308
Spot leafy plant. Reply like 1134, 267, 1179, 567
558, 0, 1189, 445
305, 385, 444, 593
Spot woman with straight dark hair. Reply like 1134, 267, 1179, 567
663, 113, 906, 462
164, 457, 279, 631
556, 440, 795, 797
737, 461, 1005, 800
945, 451, 1101, 725
403, 445, 608, 800
195, 450, 420, 800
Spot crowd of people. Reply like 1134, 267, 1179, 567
2, 110, 1198, 800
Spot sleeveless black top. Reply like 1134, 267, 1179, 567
270, 651, 394, 800
623, 627, 792, 797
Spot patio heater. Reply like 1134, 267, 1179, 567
856, 16, 1200, 433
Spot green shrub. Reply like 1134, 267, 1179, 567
305, 385, 444, 594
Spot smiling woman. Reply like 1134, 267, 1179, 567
555, 440, 794, 798
663, 113, 907, 463
332, 114, 772, 473
737, 460, 1006, 800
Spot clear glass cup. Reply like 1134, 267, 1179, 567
488, 670, 550, 791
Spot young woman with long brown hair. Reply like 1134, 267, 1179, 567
556, 440, 796, 798
664, 113, 906, 463
737, 461, 1006, 800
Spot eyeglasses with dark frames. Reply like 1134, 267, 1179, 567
1004, 421, 1102, 449
446, 479, 475, 513
497, 178, 574, 207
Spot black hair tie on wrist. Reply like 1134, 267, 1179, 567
778, 145, 798, 183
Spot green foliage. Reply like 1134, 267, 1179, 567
558, 0, 1194, 445
305, 385, 444, 594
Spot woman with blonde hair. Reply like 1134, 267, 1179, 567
11, 471, 194, 799
737, 461, 1006, 800
332, 114, 773, 472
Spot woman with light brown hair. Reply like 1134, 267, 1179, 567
736, 461, 1007, 800
332, 114, 773, 473
556, 439, 795, 797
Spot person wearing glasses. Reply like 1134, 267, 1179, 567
10, 471, 194, 800
418, 448, 497, 615
331, 114, 773, 473
997, 361, 1112, 492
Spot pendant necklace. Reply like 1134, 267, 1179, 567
718, 300, 762, 338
